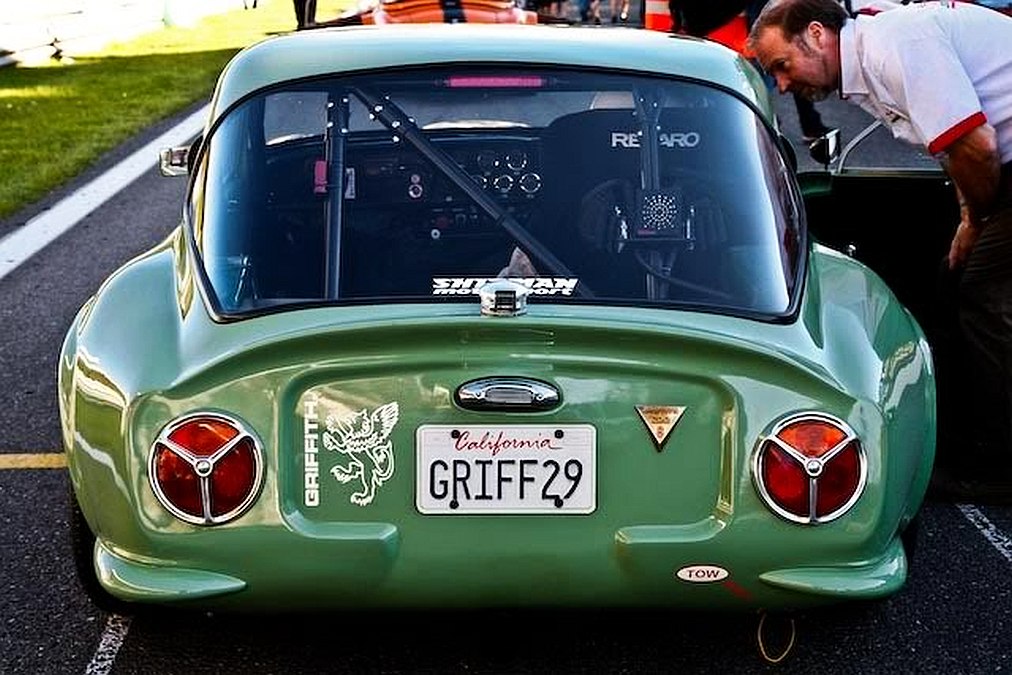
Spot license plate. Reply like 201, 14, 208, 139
416, 424, 596, 514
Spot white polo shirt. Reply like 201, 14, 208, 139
839, 1, 1012, 163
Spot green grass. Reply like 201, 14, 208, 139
0, 0, 350, 221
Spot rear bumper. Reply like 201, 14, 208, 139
94, 523, 908, 610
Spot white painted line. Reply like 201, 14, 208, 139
84, 613, 132, 675
0, 104, 208, 282
957, 503, 1012, 564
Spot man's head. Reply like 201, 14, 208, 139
746, 0, 848, 102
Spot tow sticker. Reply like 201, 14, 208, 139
676, 565, 729, 583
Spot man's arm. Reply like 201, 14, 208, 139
941, 123, 1002, 269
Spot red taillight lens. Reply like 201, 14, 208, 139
153, 446, 202, 517
149, 414, 263, 525
815, 443, 862, 518
167, 418, 239, 457
209, 438, 258, 517
760, 445, 809, 516
777, 420, 846, 458
753, 413, 866, 524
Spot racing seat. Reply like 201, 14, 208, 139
541, 108, 641, 208
538, 108, 643, 294
540, 106, 739, 302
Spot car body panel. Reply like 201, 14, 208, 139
62, 24, 934, 611
208, 25, 774, 124
63, 238, 933, 610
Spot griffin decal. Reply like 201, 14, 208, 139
323, 402, 400, 506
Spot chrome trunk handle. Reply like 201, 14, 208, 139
455, 377, 561, 411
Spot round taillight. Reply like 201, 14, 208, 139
752, 413, 866, 524
149, 413, 264, 525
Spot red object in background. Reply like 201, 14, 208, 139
644, 7, 749, 55
705, 12, 747, 53
643, 0, 673, 30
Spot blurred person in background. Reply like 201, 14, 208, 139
749, 0, 1012, 496
610, 0, 630, 22
578, 0, 602, 23
294, 0, 317, 29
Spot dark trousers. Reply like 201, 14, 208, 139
937, 165, 1012, 476
293, 0, 317, 29
794, 94, 826, 137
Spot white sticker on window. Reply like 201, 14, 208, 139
432, 277, 579, 296
344, 167, 356, 199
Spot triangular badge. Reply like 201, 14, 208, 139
635, 405, 686, 451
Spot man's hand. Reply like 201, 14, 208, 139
948, 210, 982, 270
942, 125, 1001, 269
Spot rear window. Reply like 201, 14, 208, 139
190, 66, 803, 318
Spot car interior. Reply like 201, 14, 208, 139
194, 74, 802, 318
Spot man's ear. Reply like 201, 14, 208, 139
807, 21, 826, 47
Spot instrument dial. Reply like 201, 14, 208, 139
505, 151, 528, 171
518, 172, 542, 194
476, 151, 500, 172
493, 174, 514, 193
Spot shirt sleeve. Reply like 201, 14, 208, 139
864, 32, 985, 155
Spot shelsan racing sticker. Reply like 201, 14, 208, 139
432, 277, 579, 296
303, 393, 400, 508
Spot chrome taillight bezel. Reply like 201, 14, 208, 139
148, 412, 264, 526
751, 412, 867, 525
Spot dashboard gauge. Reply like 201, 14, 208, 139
518, 172, 542, 194
505, 151, 528, 171
476, 151, 500, 172
493, 174, 514, 193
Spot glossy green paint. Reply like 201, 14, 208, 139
207, 25, 775, 123
59, 27, 932, 609
759, 538, 907, 598
96, 541, 246, 601
61, 225, 934, 610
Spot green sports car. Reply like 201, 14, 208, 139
60, 24, 937, 611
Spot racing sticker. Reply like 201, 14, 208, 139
302, 393, 400, 507
635, 405, 686, 451
432, 277, 579, 296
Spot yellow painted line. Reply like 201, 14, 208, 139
0, 453, 68, 470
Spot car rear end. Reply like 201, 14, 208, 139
92, 292, 923, 611
64, 30, 933, 611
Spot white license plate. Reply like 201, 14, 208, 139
416, 424, 596, 514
